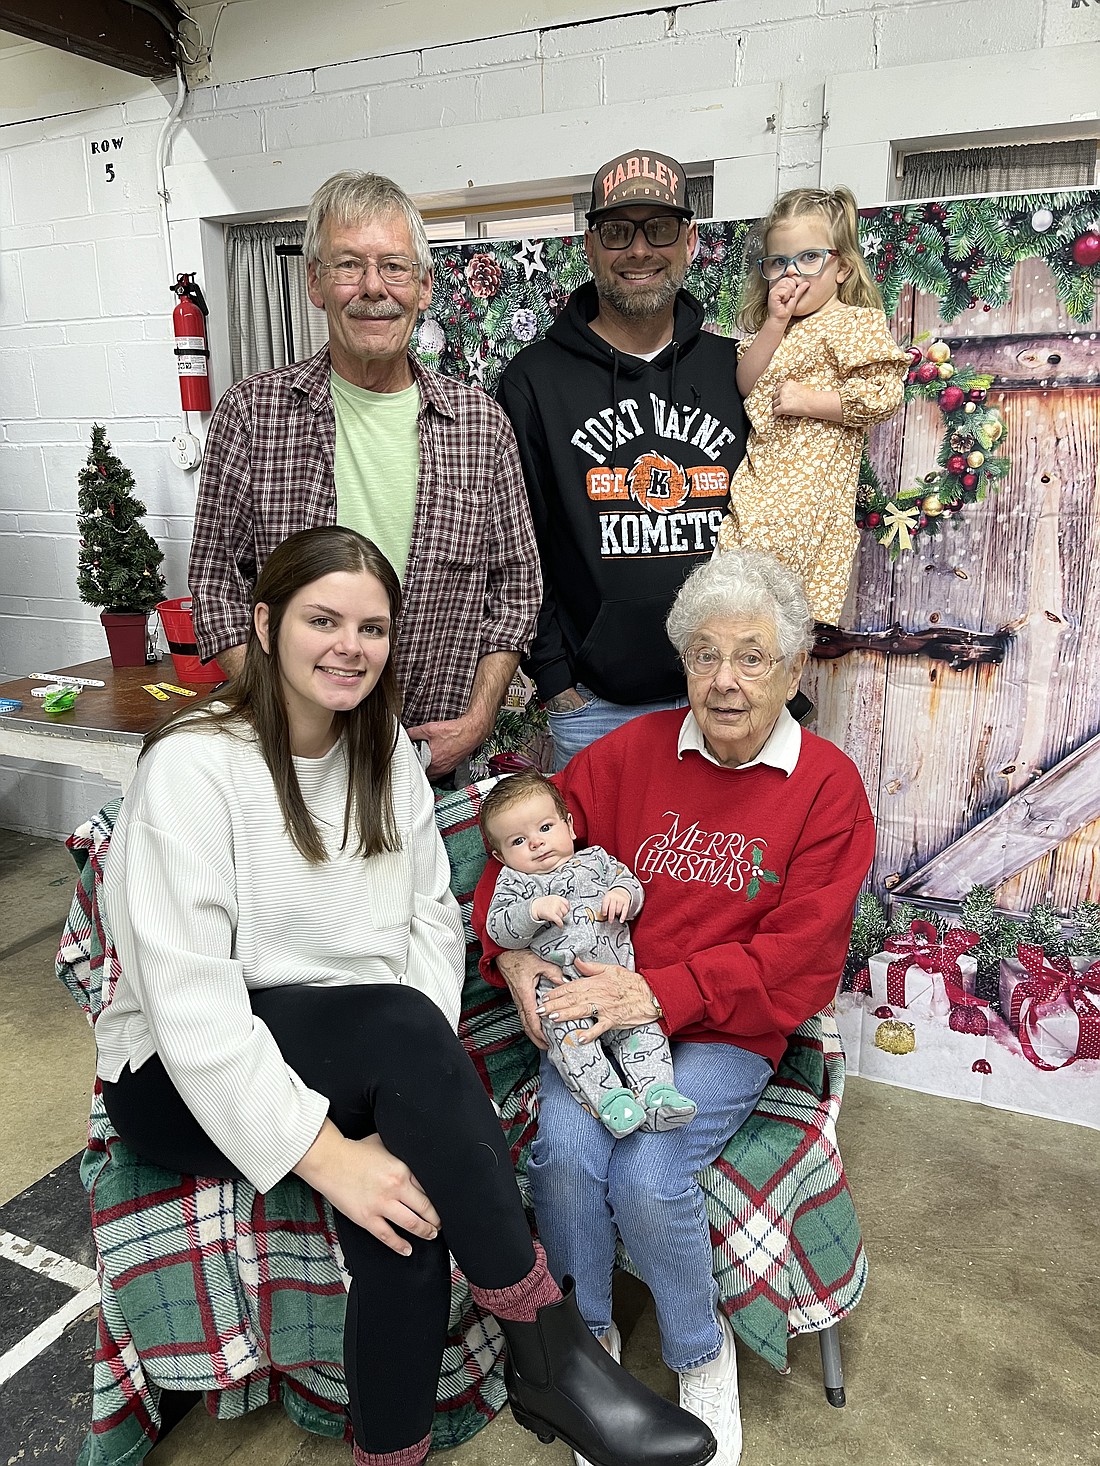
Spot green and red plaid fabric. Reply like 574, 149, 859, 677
57, 784, 864, 1466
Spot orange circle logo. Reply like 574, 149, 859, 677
627, 452, 689, 513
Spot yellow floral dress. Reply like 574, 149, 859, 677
715, 304, 908, 625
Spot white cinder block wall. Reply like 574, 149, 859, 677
0, 0, 1094, 836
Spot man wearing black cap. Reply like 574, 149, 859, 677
498, 148, 747, 769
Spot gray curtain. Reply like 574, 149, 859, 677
572, 172, 715, 230
899, 141, 1096, 200
225, 221, 329, 383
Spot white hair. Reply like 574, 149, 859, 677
666, 550, 813, 666
303, 171, 432, 276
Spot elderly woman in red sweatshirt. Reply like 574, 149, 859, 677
473, 547, 875, 1466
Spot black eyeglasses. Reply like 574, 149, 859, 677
593, 216, 686, 251
756, 249, 838, 281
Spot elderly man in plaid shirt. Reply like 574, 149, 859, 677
189, 171, 540, 780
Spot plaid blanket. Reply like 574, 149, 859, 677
57, 785, 865, 1466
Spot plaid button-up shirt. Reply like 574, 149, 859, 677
188, 347, 541, 727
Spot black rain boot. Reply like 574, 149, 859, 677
497, 1277, 717, 1466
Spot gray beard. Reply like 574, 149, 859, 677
598, 267, 685, 319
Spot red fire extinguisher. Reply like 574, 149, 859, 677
171, 273, 212, 412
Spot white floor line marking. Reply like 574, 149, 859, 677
0, 1228, 98, 1292
0, 1284, 100, 1386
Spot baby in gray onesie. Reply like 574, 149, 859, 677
480, 771, 695, 1138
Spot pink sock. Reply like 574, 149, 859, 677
468, 1240, 562, 1322
352, 1433, 431, 1466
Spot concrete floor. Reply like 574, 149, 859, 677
2, 822, 1097, 1466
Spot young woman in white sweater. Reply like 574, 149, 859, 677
96, 526, 711, 1466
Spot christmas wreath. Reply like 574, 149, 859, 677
856, 337, 1010, 558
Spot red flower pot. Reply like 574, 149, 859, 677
100, 610, 149, 667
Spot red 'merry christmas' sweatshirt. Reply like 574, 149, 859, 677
473, 709, 876, 1071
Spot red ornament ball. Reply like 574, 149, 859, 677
867, 511, 882, 527
939, 385, 965, 412
972, 1058, 992, 1075
915, 362, 939, 384
949, 1006, 989, 1036
968, 388, 987, 403
1071, 231, 1100, 267
873, 1006, 893, 1019
906, 369, 917, 384
947, 454, 967, 474
907, 346, 923, 364
961, 472, 978, 489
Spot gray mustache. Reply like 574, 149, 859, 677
345, 300, 405, 320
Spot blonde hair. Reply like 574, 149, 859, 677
739, 186, 883, 333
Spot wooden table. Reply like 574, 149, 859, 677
0, 658, 220, 791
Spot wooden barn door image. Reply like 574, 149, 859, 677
806, 256, 1100, 916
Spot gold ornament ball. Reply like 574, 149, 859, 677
928, 341, 951, 363
987, 420, 1004, 443
964, 401, 977, 414
922, 493, 944, 516
937, 363, 955, 379
967, 450, 985, 469
874, 1019, 916, 1055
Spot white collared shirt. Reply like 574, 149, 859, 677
676, 705, 802, 774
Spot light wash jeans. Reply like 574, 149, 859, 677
547, 682, 689, 772
528, 1040, 771, 1371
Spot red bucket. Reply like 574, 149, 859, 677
157, 598, 225, 683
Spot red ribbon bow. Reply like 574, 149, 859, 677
1011, 945, 1100, 1071
883, 921, 984, 1012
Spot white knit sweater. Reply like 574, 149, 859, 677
97, 716, 465, 1192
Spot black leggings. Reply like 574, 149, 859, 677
102, 984, 537, 1453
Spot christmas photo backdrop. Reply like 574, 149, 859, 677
415, 190, 1100, 1129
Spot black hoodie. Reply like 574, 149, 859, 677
498, 282, 747, 706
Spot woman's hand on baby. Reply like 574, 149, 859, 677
497, 949, 559, 1049
600, 887, 633, 922
767, 276, 810, 324
531, 895, 570, 927
539, 958, 660, 1042
294, 1121, 440, 1255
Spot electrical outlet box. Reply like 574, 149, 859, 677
170, 433, 203, 471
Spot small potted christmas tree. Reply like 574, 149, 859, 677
77, 424, 166, 666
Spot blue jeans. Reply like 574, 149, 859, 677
528, 1040, 772, 1371
547, 682, 688, 771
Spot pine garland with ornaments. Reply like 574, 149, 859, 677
856, 336, 1010, 557
858, 189, 1100, 324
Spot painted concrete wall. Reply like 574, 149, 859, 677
0, 0, 1096, 835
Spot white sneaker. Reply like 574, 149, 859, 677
573, 1323, 622, 1466
678, 1313, 741, 1466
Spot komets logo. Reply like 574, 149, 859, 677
587, 453, 729, 512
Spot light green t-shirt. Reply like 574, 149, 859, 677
331, 371, 420, 582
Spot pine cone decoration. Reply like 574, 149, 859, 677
465, 253, 503, 299
950, 430, 976, 454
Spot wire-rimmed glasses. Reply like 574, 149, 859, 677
319, 256, 420, 287
682, 645, 782, 680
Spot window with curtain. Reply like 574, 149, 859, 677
897, 140, 1098, 201
225, 221, 329, 383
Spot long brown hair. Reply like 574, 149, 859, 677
739, 185, 883, 333
143, 527, 403, 862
